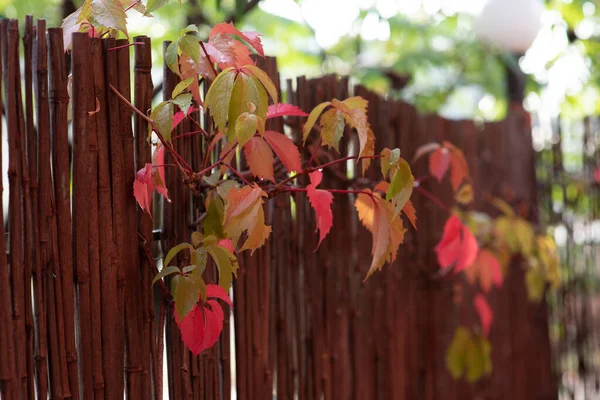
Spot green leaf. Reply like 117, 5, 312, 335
381, 148, 401, 178
173, 274, 201, 318
387, 158, 414, 217
235, 112, 258, 147
150, 101, 174, 141
180, 24, 199, 36
165, 40, 180, 76
91, 0, 128, 34
206, 244, 239, 291
205, 67, 236, 134
146, 0, 170, 13
204, 195, 226, 239
303, 101, 331, 143
164, 242, 194, 268
446, 327, 471, 379
243, 65, 279, 105
190, 247, 208, 274
173, 93, 193, 115
179, 35, 201, 65
182, 265, 197, 274
227, 73, 264, 137
191, 232, 203, 248
172, 77, 194, 99
152, 265, 180, 285
320, 108, 344, 151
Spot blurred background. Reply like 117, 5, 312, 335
2, 1, 600, 398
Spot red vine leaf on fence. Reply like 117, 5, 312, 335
264, 131, 302, 172
355, 190, 407, 280
244, 137, 275, 182
474, 294, 493, 337
223, 184, 272, 253
464, 249, 503, 293
302, 96, 371, 157
413, 141, 470, 191
381, 149, 415, 217
435, 215, 478, 273
266, 103, 308, 119
134, 146, 170, 215
203, 23, 265, 70
306, 171, 334, 249
175, 284, 232, 356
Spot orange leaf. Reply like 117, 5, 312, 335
402, 200, 417, 230
306, 171, 334, 249
474, 294, 493, 337
435, 215, 478, 273
244, 137, 275, 182
355, 190, 407, 280
264, 130, 302, 172
223, 184, 271, 253
464, 249, 503, 294
444, 141, 470, 192
430, 147, 451, 182
209, 22, 264, 56
359, 127, 375, 175
178, 54, 204, 104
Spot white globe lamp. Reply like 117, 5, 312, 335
475, 0, 544, 53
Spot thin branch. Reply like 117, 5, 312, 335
306, 137, 322, 166
123, 0, 141, 12
222, 162, 251, 185
108, 42, 145, 51
310, 154, 382, 172
415, 186, 449, 213
138, 233, 173, 305
200, 42, 219, 79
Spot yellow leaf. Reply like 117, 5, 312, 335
359, 128, 375, 175
235, 112, 258, 147
223, 184, 271, 253
455, 183, 474, 205
303, 101, 331, 143
243, 64, 278, 105
205, 67, 236, 134
320, 108, 344, 151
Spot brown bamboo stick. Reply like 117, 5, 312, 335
103, 36, 127, 398
48, 27, 80, 400
71, 31, 95, 400
22, 16, 36, 399
133, 35, 155, 400
6, 19, 28, 400
0, 18, 18, 400
115, 38, 144, 400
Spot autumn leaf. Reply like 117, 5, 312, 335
340, 96, 370, 157
244, 137, 275, 182
91, 0, 127, 35
175, 284, 232, 356
306, 171, 334, 249
495, 216, 534, 257
204, 67, 236, 135
242, 65, 278, 106
474, 294, 493, 337
412, 142, 441, 163
205, 33, 254, 70
62, 2, 92, 51
266, 103, 308, 119
430, 147, 451, 182
146, 0, 171, 13
435, 215, 478, 273
402, 200, 417, 230
464, 249, 503, 294
303, 101, 331, 143
359, 128, 375, 175
263, 130, 302, 172
355, 190, 407, 280
223, 184, 272, 253
454, 183, 474, 205
444, 141, 470, 192
205, 242, 239, 290
383, 153, 414, 217
178, 55, 204, 104
150, 101, 174, 141
209, 22, 264, 56
235, 112, 262, 147
172, 106, 200, 130
227, 71, 268, 137
446, 327, 492, 382
133, 151, 170, 216
320, 108, 345, 151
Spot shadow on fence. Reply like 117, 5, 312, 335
0, 17, 556, 400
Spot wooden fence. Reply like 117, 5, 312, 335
0, 18, 556, 399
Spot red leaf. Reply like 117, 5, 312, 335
206, 284, 232, 307
474, 294, 493, 337
175, 284, 232, 355
209, 22, 264, 56
134, 163, 153, 214
266, 103, 308, 119
595, 167, 600, 183
435, 215, 478, 273
306, 171, 334, 249
465, 249, 503, 293
172, 106, 200, 130
264, 130, 302, 172
175, 305, 206, 355
244, 137, 275, 182
444, 141, 470, 192
152, 145, 170, 201
218, 239, 235, 255
205, 35, 254, 69
430, 147, 451, 182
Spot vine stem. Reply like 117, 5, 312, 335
172, 130, 208, 141
108, 42, 144, 51
109, 84, 193, 175
222, 163, 251, 185
415, 185, 449, 213
124, 0, 142, 12
196, 143, 238, 177
278, 187, 374, 197
306, 137, 322, 166
199, 41, 219, 79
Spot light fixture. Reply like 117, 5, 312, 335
475, 0, 544, 53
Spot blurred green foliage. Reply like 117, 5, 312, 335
1, 0, 600, 119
